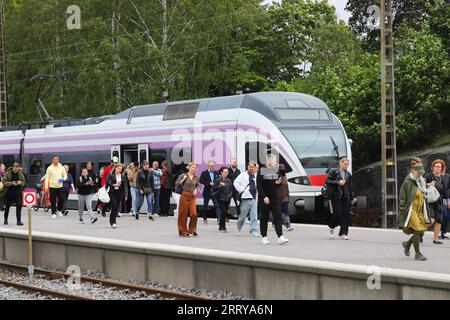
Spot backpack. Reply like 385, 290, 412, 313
321, 169, 336, 200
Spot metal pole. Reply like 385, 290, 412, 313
27, 206, 34, 281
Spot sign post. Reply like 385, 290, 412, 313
23, 191, 37, 281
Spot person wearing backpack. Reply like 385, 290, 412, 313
326, 158, 356, 240
77, 168, 98, 224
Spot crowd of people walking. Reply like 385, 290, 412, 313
0, 153, 449, 257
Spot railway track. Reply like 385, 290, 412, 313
0, 261, 214, 300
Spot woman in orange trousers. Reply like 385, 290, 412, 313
175, 162, 200, 237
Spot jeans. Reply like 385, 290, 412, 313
441, 205, 449, 235
237, 198, 258, 233
328, 197, 351, 236
61, 190, 70, 212
142, 193, 154, 215
152, 188, 161, 214
78, 194, 94, 220
130, 187, 140, 214
202, 194, 221, 220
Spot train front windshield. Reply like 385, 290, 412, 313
281, 128, 348, 170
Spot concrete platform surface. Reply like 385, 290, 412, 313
3, 209, 450, 275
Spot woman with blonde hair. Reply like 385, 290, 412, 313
175, 162, 199, 237
126, 162, 140, 219
398, 157, 431, 261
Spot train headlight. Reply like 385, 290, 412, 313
289, 176, 310, 185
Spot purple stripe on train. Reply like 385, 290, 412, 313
25, 124, 242, 143
24, 124, 300, 171
0, 139, 22, 145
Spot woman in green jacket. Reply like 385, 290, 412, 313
1, 163, 27, 226
398, 157, 431, 261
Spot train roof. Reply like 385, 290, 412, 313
0, 92, 333, 133
108, 91, 331, 124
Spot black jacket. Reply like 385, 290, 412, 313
425, 172, 447, 218
77, 176, 95, 195
200, 170, 220, 197
325, 168, 355, 200
212, 177, 233, 202
257, 167, 282, 204
106, 172, 129, 198
137, 169, 155, 193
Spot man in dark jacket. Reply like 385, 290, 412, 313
199, 161, 221, 224
227, 158, 241, 218
326, 158, 356, 240
1, 163, 26, 226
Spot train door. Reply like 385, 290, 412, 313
111, 146, 120, 162
138, 144, 149, 164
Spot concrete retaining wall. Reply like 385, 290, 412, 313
1, 228, 450, 300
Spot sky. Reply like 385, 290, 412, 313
262, 0, 352, 23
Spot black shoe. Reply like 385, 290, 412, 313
101, 212, 106, 217
440, 234, 449, 240
63, 210, 69, 216
17, 222, 24, 226
91, 217, 98, 224
433, 240, 443, 245
3, 220, 7, 225
149, 215, 154, 221
135, 213, 139, 220
190, 232, 198, 237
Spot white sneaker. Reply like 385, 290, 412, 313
278, 235, 289, 245
262, 237, 270, 245
79, 219, 84, 224
285, 226, 294, 231
329, 228, 335, 238
153, 214, 160, 218
129, 212, 135, 216
236, 230, 241, 236
251, 231, 260, 237
51, 214, 56, 219
112, 224, 117, 229
57, 212, 63, 218
117, 213, 122, 217
340, 235, 349, 240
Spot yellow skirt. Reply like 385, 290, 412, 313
403, 188, 427, 235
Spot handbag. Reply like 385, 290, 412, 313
425, 185, 440, 203
98, 186, 110, 204
142, 187, 153, 195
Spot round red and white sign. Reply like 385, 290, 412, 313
22, 191, 37, 207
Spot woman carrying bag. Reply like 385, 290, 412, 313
106, 164, 128, 229
398, 157, 432, 261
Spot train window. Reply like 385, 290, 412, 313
285, 99, 311, 108
29, 154, 44, 176
163, 103, 198, 120
170, 147, 192, 187
81, 162, 96, 172
276, 108, 330, 121
3, 155, 15, 168
245, 142, 292, 173
64, 163, 77, 180
179, 103, 198, 119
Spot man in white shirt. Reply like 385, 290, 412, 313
233, 161, 259, 236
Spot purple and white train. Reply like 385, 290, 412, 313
0, 92, 352, 218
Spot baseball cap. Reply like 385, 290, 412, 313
112, 156, 119, 164
412, 164, 425, 175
